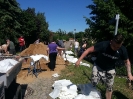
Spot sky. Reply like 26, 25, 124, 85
16, 0, 93, 33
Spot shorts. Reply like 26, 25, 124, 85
91, 64, 116, 91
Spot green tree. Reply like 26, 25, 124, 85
0, 0, 21, 44
55, 29, 67, 40
86, 0, 118, 42
18, 8, 37, 45
67, 32, 74, 38
86, 0, 133, 62
86, 0, 133, 43
18, 8, 49, 45
36, 12, 49, 42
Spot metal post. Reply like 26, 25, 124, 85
114, 14, 120, 35
74, 29, 76, 41
74, 29, 76, 56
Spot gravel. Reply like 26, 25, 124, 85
23, 77, 58, 99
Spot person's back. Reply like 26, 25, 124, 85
74, 40, 79, 48
74, 40, 79, 56
58, 40, 65, 48
6, 39, 16, 55
9, 41, 15, 49
48, 42, 58, 54
56, 40, 65, 57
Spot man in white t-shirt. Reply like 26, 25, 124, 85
74, 39, 79, 56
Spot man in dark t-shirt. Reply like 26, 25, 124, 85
75, 34, 133, 99
94, 40, 128, 70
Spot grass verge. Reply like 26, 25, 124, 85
59, 61, 133, 99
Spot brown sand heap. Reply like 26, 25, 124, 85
19, 42, 65, 69
20, 43, 47, 56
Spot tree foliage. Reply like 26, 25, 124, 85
0, 0, 21, 44
85, 0, 133, 61
86, 0, 133, 46
19, 8, 49, 45
0, 0, 49, 48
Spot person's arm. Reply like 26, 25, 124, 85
57, 46, 65, 50
5, 42, 9, 52
124, 59, 133, 80
18, 38, 22, 43
46, 48, 49, 55
24, 39, 25, 45
75, 46, 95, 67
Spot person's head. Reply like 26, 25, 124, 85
49, 39, 55, 43
20, 35, 23, 38
110, 34, 124, 51
6, 38, 10, 41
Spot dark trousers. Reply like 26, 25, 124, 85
9, 49, 16, 55
20, 45, 25, 52
48, 53, 57, 70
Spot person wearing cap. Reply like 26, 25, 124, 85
6, 39, 16, 55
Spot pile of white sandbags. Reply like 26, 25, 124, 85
49, 79, 101, 99
0, 59, 18, 73
63, 51, 90, 67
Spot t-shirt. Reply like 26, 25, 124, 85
74, 41, 79, 48
94, 41, 128, 70
18, 37, 25, 46
58, 40, 65, 48
7, 41, 15, 50
48, 43, 58, 54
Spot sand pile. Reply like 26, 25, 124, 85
19, 43, 47, 56
19, 43, 65, 69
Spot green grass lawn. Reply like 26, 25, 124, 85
59, 61, 133, 99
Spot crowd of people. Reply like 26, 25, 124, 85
0, 34, 133, 99
46, 35, 133, 99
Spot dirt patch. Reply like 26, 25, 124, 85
17, 43, 66, 84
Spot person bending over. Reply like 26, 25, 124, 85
75, 34, 133, 99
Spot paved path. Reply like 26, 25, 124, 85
24, 77, 58, 99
